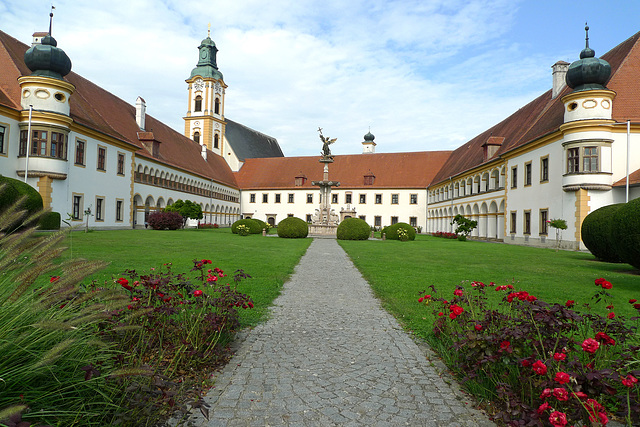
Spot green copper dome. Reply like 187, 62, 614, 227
363, 131, 375, 142
24, 34, 72, 80
565, 25, 611, 92
189, 35, 223, 80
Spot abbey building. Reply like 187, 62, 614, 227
0, 26, 638, 250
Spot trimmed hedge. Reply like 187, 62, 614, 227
581, 204, 624, 262
611, 198, 640, 269
381, 222, 416, 241
337, 218, 370, 240
0, 175, 43, 217
38, 211, 61, 230
252, 218, 268, 232
148, 211, 183, 230
277, 217, 308, 238
231, 218, 262, 234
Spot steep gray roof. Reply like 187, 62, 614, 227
225, 118, 284, 161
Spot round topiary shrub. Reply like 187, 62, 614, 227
611, 198, 640, 269
383, 222, 416, 241
277, 217, 308, 238
148, 211, 183, 230
337, 217, 370, 240
251, 218, 268, 232
0, 175, 43, 217
38, 211, 61, 230
581, 203, 624, 263
231, 218, 263, 234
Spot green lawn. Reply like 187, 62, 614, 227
338, 235, 640, 339
59, 228, 312, 326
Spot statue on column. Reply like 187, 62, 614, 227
318, 127, 336, 161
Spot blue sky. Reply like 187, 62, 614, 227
2, 0, 639, 156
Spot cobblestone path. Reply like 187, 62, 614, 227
186, 238, 495, 426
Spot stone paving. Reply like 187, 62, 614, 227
185, 238, 496, 426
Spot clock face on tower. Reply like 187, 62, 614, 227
194, 79, 204, 91
200, 48, 208, 60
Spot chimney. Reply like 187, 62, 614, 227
552, 61, 570, 99
201, 143, 207, 161
136, 96, 146, 130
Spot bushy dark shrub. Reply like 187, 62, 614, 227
581, 203, 623, 262
148, 211, 183, 230
611, 197, 640, 269
382, 222, 416, 241
277, 217, 308, 238
0, 175, 43, 218
337, 217, 370, 240
251, 218, 268, 232
38, 211, 61, 230
231, 218, 263, 234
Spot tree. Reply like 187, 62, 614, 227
450, 214, 477, 241
165, 200, 203, 227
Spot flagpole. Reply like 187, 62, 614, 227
24, 105, 33, 183
626, 120, 630, 203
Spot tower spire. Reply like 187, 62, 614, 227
584, 22, 589, 49
208, 22, 211, 38
49, 5, 55, 35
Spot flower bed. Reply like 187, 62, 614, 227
418, 278, 640, 426
431, 231, 458, 239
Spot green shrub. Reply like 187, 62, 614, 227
38, 211, 61, 230
251, 218, 268, 232
0, 176, 43, 224
277, 217, 308, 238
337, 218, 370, 240
382, 222, 416, 241
581, 203, 624, 262
231, 218, 262, 234
611, 198, 640, 269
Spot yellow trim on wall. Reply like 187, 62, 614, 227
37, 175, 53, 209
574, 188, 590, 245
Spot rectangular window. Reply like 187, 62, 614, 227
50, 132, 66, 159
0, 125, 5, 154
306, 193, 313, 203
511, 166, 517, 188
332, 193, 338, 204
524, 211, 531, 235
33, 130, 47, 156
391, 216, 398, 225
359, 194, 366, 204
409, 217, 417, 227
583, 147, 598, 172
288, 213, 294, 217
391, 194, 399, 204
116, 199, 123, 222
95, 197, 104, 221
375, 194, 382, 204
117, 153, 125, 175
510, 211, 517, 234
525, 162, 532, 186
359, 215, 366, 221
75, 140, 86, 165
262, 193, 268, 203
410, 194, 418, 204
97, 146, 106, 171
540, 156, 549, 182
19, 130, 27, 156
306, 214, 312, 223
250, 193, 256, 203
540, 209, 548, 235
345, 193, 352, 204
374, 216, 381, 227
275, 193, 281, 203
288, 193, 294, 203
567, 148, 579, 173
72, 194, 83, 220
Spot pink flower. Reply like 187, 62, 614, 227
532, 360, 547, 375
622, 374, 638, 387
553, 388, 569, 401
582, 338, 600, 354
553, 352, 566, 361
193, 290, 203, 297
554, 372, 570, 385
565, 300, 575, 308
549, 410, 568, 427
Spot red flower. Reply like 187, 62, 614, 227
500, 341, 510, 350
630, 299, 638, 303
247, 301, 254, 308
449, 304, 464, 315
540, 388, 552, 399
598, 412, 608, 425
595, 277, 606, 286
521, 359, 531, 368
565, 300, 575, 308
418, 297, 424, 303
50, 276, 60, 283
453, 289, 463, 296
438, 312, 444, 316
193, 290, 203, 297
207, 274, 218, 282
607, 312, 615, 319
572, 391, 588, 400
449, 312, 457, 320
553, 352, 566, 361
582, 338, 600, 354
635, 303, 640, 309
595, 332, 615, 346
526, 295, 537, 302
622, 374, 638, 387
532, 360, 547, 375
585, 399, 604, 421
606, 305, 614, 309
117, 277, 132, 291
474, 324, 482, 331
549, 411, 568, 427
537, 402, 550, 414
554, 372, 571, 385
601, 281, 612, 289
163, 297, 172, 302
553, 387, 569, 401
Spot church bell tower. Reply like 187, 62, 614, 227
184, 25, 227, 156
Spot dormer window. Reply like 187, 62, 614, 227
364, 171, 375, 185
482, 136, 504, 162
295, 173, 307, 186
194, 95, 202, 112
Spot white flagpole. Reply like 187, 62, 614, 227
24, 105, 33, 183
626, 120, 630, 203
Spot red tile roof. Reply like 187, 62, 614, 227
235, 151, 452, 190
0, 30, 237, 188
613, 168, 640, 187
431, 30, 640, 186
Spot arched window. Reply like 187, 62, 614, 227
194, 96, 202, 112
193, 131, 200, 144
214, 134, 219, 149
214, 98, 220, 114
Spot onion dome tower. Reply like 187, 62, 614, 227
184, 25, 227, 156
362, 130, 376, 154
565, 25, 611, 92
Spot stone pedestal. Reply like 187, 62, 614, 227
310, 160, 340, 235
